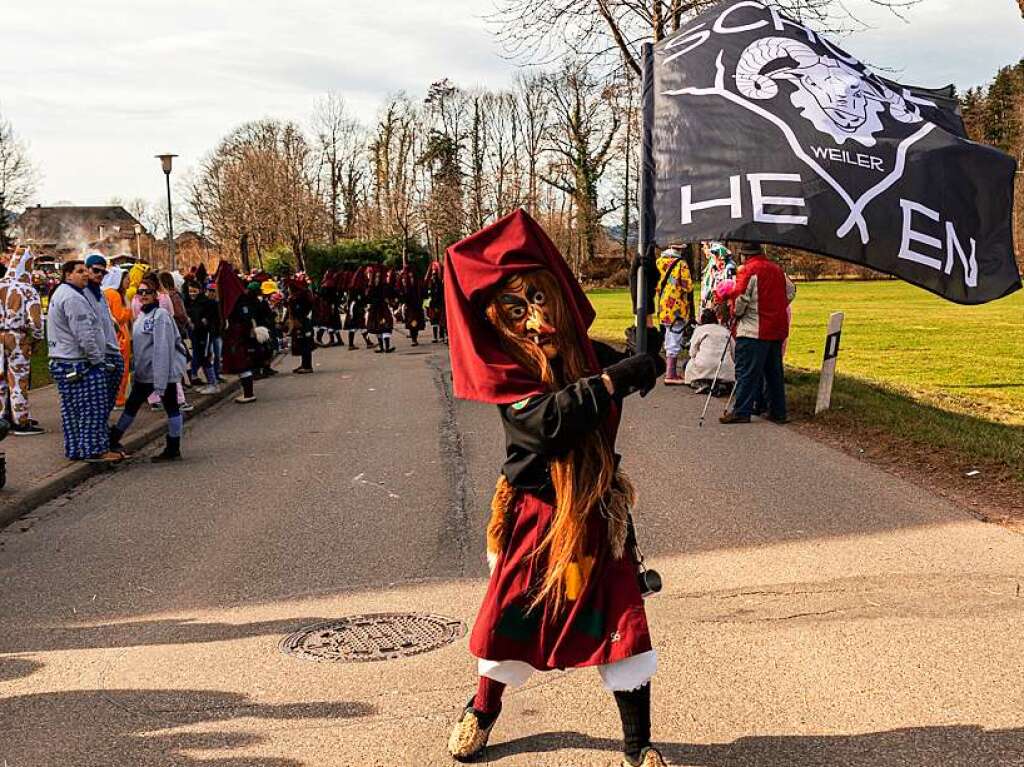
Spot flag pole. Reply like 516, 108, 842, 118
634, 42, 656, 354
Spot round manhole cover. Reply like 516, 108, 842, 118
280, 613, 466, 663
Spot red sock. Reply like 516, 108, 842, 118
473, 676, 506, 715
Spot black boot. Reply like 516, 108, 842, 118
151, 436, 181, 463
410, 330, 419, 346
315, 328, 326, 346
363, 331, 375, 349
384, 335, 395, 353
615, 684, 652, 766
432, 325, 439, 343
348, 331, 357, 350
235, 375, 256, 404
108, 425, 131, 457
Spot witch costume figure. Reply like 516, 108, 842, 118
444, 209, 668, 767
344, 266, 374, 350
425, 260, 447, 344
365, 264, 395, 354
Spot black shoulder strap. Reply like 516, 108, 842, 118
656, 257, 684, 301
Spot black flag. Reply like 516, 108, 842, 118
650, 1, 1020, 305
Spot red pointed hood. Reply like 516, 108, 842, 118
214, 260, 246, 320
444, 209, 599, 405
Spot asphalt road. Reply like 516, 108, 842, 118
1, 341, 1022, 766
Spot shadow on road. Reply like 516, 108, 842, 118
0, 687, 376, 766
0, 655, 43, 682
487, 725, 1024, 766
0, 616, 329, 654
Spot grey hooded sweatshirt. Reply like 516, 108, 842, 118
133, 305, 188, 391
84, 284, 122, 357
47, 283, 106, 365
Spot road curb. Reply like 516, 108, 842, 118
0, 375, 245, 531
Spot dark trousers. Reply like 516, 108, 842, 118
124, 382, 180, 419
732, 337, 786, 419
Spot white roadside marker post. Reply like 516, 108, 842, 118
815, 312, 845, 415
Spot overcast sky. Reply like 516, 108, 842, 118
2, 0, 1021, 207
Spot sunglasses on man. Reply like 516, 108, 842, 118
90, 267, 107, 276
136, 288, 156, 295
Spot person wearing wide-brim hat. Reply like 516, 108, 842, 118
719, 242, 796, 425
444, 209, 669, 767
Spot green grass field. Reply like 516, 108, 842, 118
589, 281, 1024, 425
590, 281, 1024, 479
30, 343, 52, 389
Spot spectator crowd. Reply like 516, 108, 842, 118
0, 249, 449, 465
653, 241, 796, 424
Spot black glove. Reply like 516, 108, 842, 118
604, 354, 660, 399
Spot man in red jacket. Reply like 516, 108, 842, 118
720, 243, 796, 425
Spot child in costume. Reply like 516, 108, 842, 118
444, 210, 668, 767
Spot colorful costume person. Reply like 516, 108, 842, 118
396, 265, 426, 346
444, 210, 667, 767
425, 260, 447, 343
655, 248, 693, 386
124, 262, 148, 304
2, 249, 44, 430
0, 263, 11, 423
364, 264, 395, 353
101, 267, 133, 408
699, 243, 737, 315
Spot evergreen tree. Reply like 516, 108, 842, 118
983, 66, 1021, 153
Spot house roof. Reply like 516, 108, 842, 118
12, 206, 146, 248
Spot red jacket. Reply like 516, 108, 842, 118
728, 256, 795, 341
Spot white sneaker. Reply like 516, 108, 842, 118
180, 402, 195, 412
198, 384, 220, 395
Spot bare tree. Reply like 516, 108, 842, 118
0, 109, 39, 250
313, 93, 365, 243
514, 73, 551, 216
192, 119, 327, 270
542, 62, 621, 268
493, 0, 920, 77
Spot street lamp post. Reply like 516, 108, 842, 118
156, 153, 178, 271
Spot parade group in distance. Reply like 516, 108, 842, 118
0, 248, 448, 464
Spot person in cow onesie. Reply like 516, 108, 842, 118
719, 242, 796, 425
2, 248, 45, 434
444, 209, 668, 767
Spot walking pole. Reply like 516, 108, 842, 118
697, 324, 734, 428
